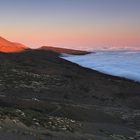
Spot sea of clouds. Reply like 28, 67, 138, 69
62, 49, 140, 82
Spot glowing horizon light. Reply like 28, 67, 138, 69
0, 0, 140, 50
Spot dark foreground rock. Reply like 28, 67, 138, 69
0, 49, 140, 140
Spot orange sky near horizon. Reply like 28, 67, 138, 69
0, 0, 140, 50
2, 26, 139, 50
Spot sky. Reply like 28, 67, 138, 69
0, 0, 140, 50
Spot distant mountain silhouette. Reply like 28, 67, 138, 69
0, 36, 90, 55
0, 36, 27, 53
39, 46, 90, 55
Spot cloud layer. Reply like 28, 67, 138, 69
63, 50, 140, 82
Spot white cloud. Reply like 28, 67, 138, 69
62, 50, 140, 82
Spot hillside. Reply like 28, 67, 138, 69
39, 46, 90, 55
0, 36, 27, 53
0, 49, 140, 139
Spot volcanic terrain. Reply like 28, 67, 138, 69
0, 37, 140, 140
0, 36, 27, 53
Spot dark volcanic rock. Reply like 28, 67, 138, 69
0, 49, 140, 140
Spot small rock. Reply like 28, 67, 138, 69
34, 122, 40, 126
13, 119, 17, 124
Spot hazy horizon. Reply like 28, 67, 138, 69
0, 0, 140, 50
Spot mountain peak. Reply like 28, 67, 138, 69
0, 36, 27, 53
